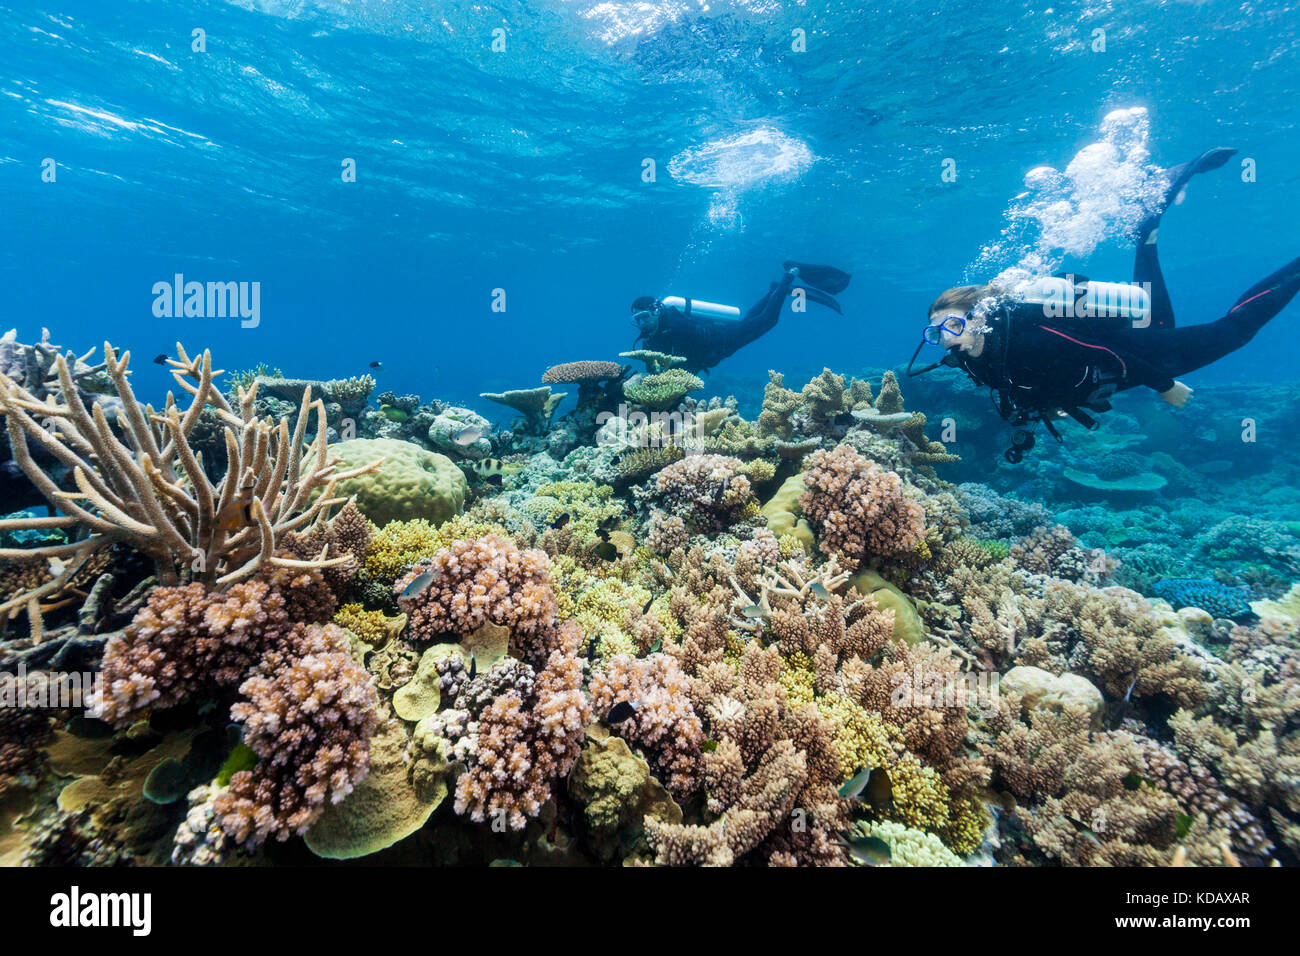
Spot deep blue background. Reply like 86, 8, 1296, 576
2, 0, 1297, 420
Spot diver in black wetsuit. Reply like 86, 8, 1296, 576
631, 261, 852, 373
909, 147, 1300, 462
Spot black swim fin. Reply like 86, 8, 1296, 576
1160, 147, 1237, 213
783, 261, 852, 295
798, 285, 843, 314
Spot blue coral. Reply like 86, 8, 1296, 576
1151, 578, 1252, 619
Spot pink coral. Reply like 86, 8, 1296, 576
799, 444, 925, 568
450, 621, 592, 829
215, 623, 379, 848
541, 361, 625, 384
590, 654, 704, 795
95, 567, 336, 726
97, 579, 287, 725
650, 454, 754, 531
396, 534, 562, 666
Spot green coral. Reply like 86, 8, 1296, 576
531, 481, 625, 541
758, 371, 801, 439
623, 369, 703, 411
324, 438, 467, 527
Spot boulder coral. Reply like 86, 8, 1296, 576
324, 437, 467, 526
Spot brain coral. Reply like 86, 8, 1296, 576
325, 438, 467, 526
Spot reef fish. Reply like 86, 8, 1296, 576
379, 404, 409, 422
469, 458, 521, 481
369, 361, 383, 371
841, 833, 892, 867
810, 582, 831, 601
216, 484, 258, 534
606, 700, 638, 724
152, 353, 168, 365
838, 766, 874, 801
400, 570, 434, 600
453, 425, 484, 446
551, 513, 571, 530
740, 604, 768, 620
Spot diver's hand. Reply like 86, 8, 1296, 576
1160, 381, 1193, 407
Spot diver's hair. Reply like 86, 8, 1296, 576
928, 284, 994, 317
631, 295, 657, 313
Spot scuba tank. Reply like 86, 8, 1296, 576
660, 295, 742, 323
1018, 275, 1151, 324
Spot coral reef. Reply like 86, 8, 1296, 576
2, 338, 1287, 870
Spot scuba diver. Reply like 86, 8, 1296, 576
631, 261, 852, 372
908, 147, 1300, 463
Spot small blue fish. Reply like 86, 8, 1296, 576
400, 571, 434, 599
838, 766, 873, 801
810, 582, 831, 600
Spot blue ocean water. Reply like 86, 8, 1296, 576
2, 0, 1298, 419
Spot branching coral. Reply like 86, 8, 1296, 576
214, 622, 379, 848
418, 621, 591, 829
799, 444, 925, 569
590, 654, 704, 795
0, 343, 378, 633
94, 565, 336, 726
396, 533, 565, 666
647, 454, 757, 532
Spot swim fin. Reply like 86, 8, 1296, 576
1136, 147, 1237, 245
1160, 147, 1238, 213
783, 261, 852, 295
799, 285, 843, 314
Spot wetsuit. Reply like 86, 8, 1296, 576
638, 263, 850, 373
954, 148, 1300, 425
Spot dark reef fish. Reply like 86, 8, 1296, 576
606, 700, 637, 723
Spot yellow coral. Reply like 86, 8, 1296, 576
333, 603, 403, 646
365, 512, 512, 583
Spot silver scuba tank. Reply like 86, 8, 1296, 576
1018, 275, 1151, 324
660, 295, 742, 323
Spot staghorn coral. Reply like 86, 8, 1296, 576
0, 342, 378, 596
214, 622, 379, 848
799, 444, 926, 569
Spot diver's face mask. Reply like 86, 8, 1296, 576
908, 311, 976, 377
632, 304, 660, 335
923, 313, 968, 346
